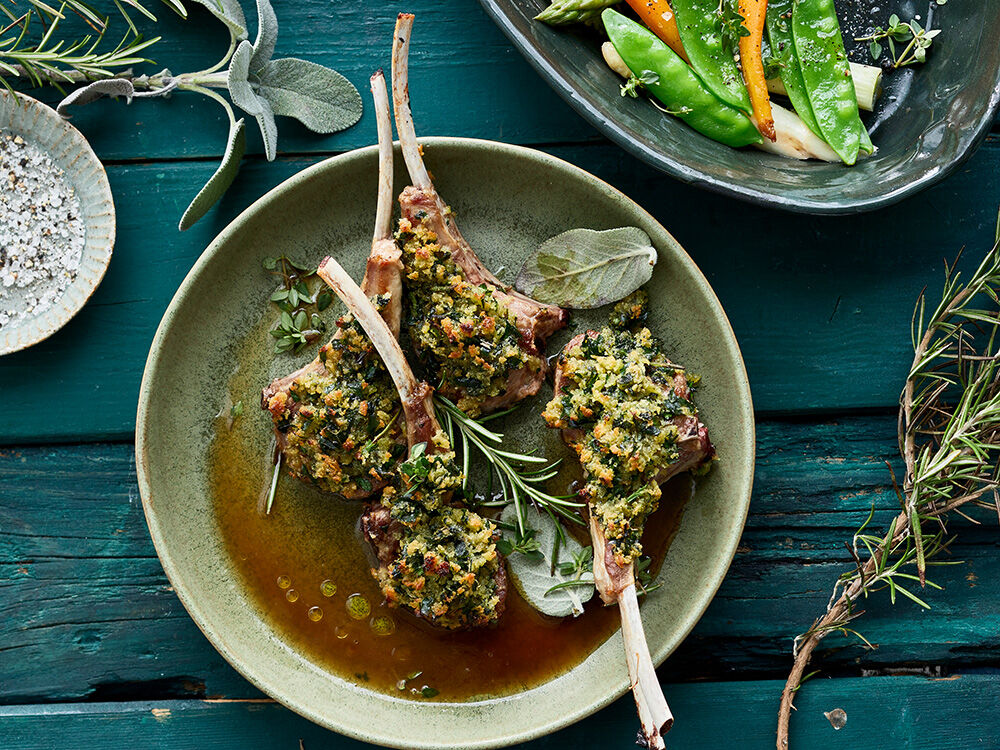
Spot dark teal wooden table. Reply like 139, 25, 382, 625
3, 2, 999, 748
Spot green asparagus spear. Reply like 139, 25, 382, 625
536, 0, 620, 25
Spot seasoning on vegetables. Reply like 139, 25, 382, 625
670, 0, 753, 114
0, 132, 85, 330
602, 9, 762, 148
790, 0, 865, 164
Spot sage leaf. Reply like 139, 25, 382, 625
257, 58, 362, 133
515, 226, 658, 309
179, 117, 246, 230
57, 79, 134, 116
228, 39, 278, 161
188, 0, 248, 40
250, 0, 278, 71
500, 504, 594, 618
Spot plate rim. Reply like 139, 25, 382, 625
476, 0, 1000, 215
135, 136, 756, 748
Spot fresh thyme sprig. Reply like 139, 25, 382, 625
434, 395, 585, 536
856, 14, 941, 68
776, 215, 1000, 749
264, 255, 332, 354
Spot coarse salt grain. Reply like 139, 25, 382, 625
0, 131, 86, 330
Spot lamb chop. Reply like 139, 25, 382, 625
260, 71, 406, 500
316, 256, 508, 631
542, 291, 714, 748
390, 13, 568, 416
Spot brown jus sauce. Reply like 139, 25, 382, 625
210, 399, 690, 702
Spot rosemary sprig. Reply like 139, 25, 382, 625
776, 216, 1000, 749
434, 395, 585, 536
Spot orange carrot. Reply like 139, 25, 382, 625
738, 0, 775, 141
624, 0, 688, 63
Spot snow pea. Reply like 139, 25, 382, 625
670, 0, 752, 115
765, 0, 822, 137
603, 9, 762, 148
791, 0, 862, 164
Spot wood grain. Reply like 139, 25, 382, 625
3, 418, 998, 704
1, 140, 998, 443
3, 674, 998, 749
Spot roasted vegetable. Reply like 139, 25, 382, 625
738, 0, 775, 140
603, 9, 762, 148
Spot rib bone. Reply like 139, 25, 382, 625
391, 13, 568, 414
260, 70, 404, 498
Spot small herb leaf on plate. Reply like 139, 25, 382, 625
515, 226, 657, 309
500, 504, 594, 618
257, 58, 363, 133
179, 118, 247, 230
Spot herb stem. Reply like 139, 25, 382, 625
265, 453, 282, 515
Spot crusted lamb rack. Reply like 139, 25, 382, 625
317, 256, 508, 630
390, 13, 568, 416
260, 71, 405, 500
543, 292, 714, 748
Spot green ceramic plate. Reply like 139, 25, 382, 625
136, 138, 754, 749
478, 0, 1000, 214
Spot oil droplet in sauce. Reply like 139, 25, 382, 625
320, 579, 337, 597
307, 606, 323, 622
334, 625, 350, 640
370, 615, 395, 636
285, 589, 299, 603
276, 575, 291, 589
346, 593, 370, 620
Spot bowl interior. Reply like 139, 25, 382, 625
0, 91, 115, 355
478, 0, 1000, 213
136, 138, 754, 749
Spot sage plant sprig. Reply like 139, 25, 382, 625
775, 218, 1000, 749
3, 0, 362, 229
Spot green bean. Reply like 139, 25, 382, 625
791, 0, 862, 164
536, 0, 620, 25
602, 9, 761, 148
765, 0, 821, 137
670, 0, 752, 115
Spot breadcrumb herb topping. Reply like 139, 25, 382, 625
266, 296, 405, 495
397, 216, 541, 416
375, 444, 505, 630
543, 292, 699, 563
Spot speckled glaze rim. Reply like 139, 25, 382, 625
477, 0, 1000, 215
0, 90, 115, 356
136, 137, 755, 749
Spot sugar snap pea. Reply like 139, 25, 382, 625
602, 9, 762, 148
765, 0, 821, 137
791, 0, 862, 164
670, 0, 752, 115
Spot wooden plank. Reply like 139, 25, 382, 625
22, 1, 599, 163
3, 674, 999, 749
1, 140, 999, 442
3, 417, 999, 703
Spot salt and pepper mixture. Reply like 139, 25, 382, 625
1, 131, 85, 330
